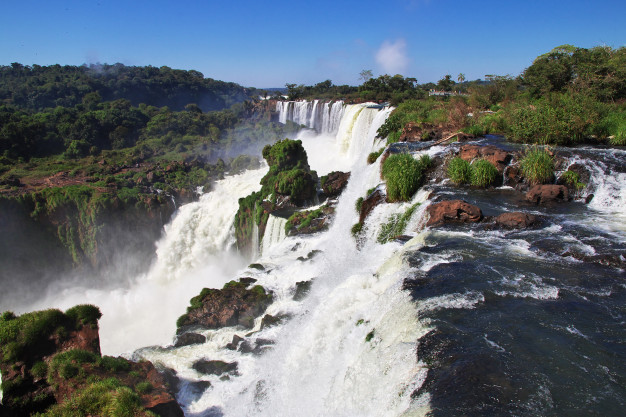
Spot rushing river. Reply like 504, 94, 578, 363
9, 100, 625, 416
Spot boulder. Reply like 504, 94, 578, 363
174, 332, 206, 347
495, 212, 538, 229
426, 200, 483, 226
192, 360, 238, 376
526, 185, 569, 205
459, 145, 512, 173
177, 281, 273, 330
321, 171, 350, 197
359, 189, 385, 224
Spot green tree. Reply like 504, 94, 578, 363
359, 69, 373, 83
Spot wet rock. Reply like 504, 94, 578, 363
174, 332, 206, 347
188, 380, 211, 396
293, 280, 313, 301
260, 313, 289, 330
239, 338, 275, 355
192, 360, 238, 376
248, 263, 265, 271
297, 250, 322, 262
225, 335, 244, 350
321, 171, 350, 197
495, 212, 538, 229
459, 144, 512, 174
426, 200, 483, 227
526, 185, 569, 205
359, 189, 385, 223
585, 194, 595, 204
239, 277, 258, 285
177, 281, 273, 330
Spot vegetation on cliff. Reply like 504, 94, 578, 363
234, 139, 317, 254
381, 154, 431, 202
0, 305, 181, 417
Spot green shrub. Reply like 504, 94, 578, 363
447, 157, 472, 184
520, 148, 554, 184
355, 197, 364, 213
65, 304, 102, 328
367, 148, 385, 164
381, 153, 426, 202
98, 356, 131, 373
559, 171, 586, 195
351, 222, 363, 237
470, 159, 499, 187
134, 381, 153, 394
377, 203, 421, 243
31, 361, 48, 379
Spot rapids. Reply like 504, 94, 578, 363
6, 99, 625, 416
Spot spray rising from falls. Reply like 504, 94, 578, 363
138, 102, 434, 416
26, 166, 268, 356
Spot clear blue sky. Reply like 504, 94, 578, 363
2, 0, 624, 88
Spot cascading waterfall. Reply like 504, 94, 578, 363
276, 100, 346, 134
138, 102, 434, 416
23, 166, 268, 355
260, 214, 287, 256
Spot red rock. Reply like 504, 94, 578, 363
495, 212, 538, 229
177, 281, 273, 330
359, 189, 385, 224
321, 171, 350, 197
426, 200, 483, 226
459, 145, 512, 173
526, 185, 569, 204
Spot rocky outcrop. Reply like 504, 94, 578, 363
526, 185, 569, 204
286, 205, 334, 236
359, 189, 385, 224
173, 332, 206, 347
426, 200, 483, 226
321, 171, 350, 198
192, 359, 238, 376
495, 212, 538, 229
176, 280, 273, 331
0, 306, 183, 417
458, 144, 512, 174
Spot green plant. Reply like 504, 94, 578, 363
365, 330, 375, 342
470, 159, 499, 187
381, 153, 426, 202
355, 197, 364, 213
560, 170, 586, 196
447, 157, 472, 184
520, 148, 555, 184
351, 222, 363, 237
65, 305, 102, 328
377, 203, 421, 243
367, 148, 385, 164
98, 356, 131, 373
134, 381, 153, 394
31, 361, 48, 379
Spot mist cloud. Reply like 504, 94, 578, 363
375, 39, 409, 75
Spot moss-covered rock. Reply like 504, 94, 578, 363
235, 139, 318, 255
0, 305, 182, 417
176, 280, 273, 331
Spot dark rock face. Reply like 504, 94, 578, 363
426, 200, 483, 226
293, 280, 313, 301
495, 212, 538, 229
321, 171, 350, 198
359, 189, 385, 224
260, 314, 289, 330
526, 185, 569, 204
192, 360, 238, 376
174, 332, 206, 347
177, 281, 273, 330
459, 144, 512, 174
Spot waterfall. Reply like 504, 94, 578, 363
138, 102, 432, 417
260, 214, 287, 256
23, 165, 269, 355
276, 100, 347, 134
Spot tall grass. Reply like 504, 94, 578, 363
447, 157, 472, 184
382, 154, 430, 202
470, 159, 499, 187
520, 148, 554, 184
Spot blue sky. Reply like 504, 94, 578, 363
2, 0, 625, 88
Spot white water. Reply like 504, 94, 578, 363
22, 166, 268, 355
137, 102, 433, 416
260, 214, 287, 256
